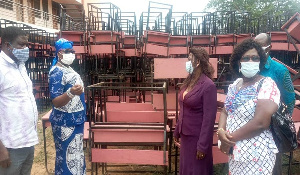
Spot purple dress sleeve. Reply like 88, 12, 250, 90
197, 83, 217, 153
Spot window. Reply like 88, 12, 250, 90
0, 0, 13, 10
42, 0, 49, 20
34, 0, 41, 18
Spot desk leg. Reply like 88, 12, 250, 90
43, 121, 50, 174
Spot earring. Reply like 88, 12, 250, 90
239, 68, 241, 73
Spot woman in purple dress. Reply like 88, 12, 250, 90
174, 47, 217, 175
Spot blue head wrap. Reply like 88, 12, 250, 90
52, 38, 74, 66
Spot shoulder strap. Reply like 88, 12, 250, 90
257, 77, 267, 92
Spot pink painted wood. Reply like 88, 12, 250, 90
271, 43, 289, 51
121, 49, 137, 57
153, 58, 189, 79
290, 44, 300, 52
292, 107, 300, 122
268, 31, 288, 41
106, 102, 154, 111
191, 35, 213, 45
215, 111, 221, 123
217, 93, 226, 107
215, 46, 234, 55
169, 47, 188, 55
213, 130, 219, 145
92, 129, 164, 143
216, 34, 235, 45
152, 93, 178, 110
73, 46, 86, 54
235, 33, 253, 43
123, 36, 136, 45
210, 58, 218, 78
107, 96, 120, 102
145, 30, 169, 44
169, 36, 188, 45
281, 12, 300, 42
154, 57, 218, 79
91, 31, 120, 42
91, 149, 168, 165
84, 122, 89, 140
144, 43, 168, 56
60, 31, 84, 43
212, 146, 229, 164
106, 111, 164, 123
90, 45, 115, 54
294, 122, 300, 145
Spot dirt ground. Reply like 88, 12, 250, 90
31, 111, 300, 175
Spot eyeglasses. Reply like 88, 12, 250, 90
241, 55, 260, 62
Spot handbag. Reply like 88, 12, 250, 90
270, 103, 298, 153
257, 78, 298, 153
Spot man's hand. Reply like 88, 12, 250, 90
70, 85, 83, 96
196, 151, 206, 160
0, 147, 11, 168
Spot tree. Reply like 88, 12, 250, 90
205, 0, 300, 18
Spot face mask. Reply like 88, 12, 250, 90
61, 53, 75, 65
8, 44, 29, 63
240, 62, 260, 78
186, 61, 193, 74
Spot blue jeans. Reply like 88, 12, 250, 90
0, 146, 34, 175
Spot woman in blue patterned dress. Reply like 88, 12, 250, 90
49, 38, 86, 175
217, 39, 280, 175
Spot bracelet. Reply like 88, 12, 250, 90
66, 88, 75, 98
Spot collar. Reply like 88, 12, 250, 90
0, 51, 18, 67
264, 56, 271, 69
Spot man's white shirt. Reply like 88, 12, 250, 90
0, 51, 38, 148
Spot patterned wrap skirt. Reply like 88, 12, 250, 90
229, 151, 276, 175
52, 123, 86, 175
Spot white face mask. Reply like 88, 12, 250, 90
8, 43, 29, 63
240, 62, 260, 78
186, 61, 193, 74
61, 53, 75, 65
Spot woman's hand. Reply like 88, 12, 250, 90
220, 143, 232, 155
70, 85, 83, 95
218, 129, 235, 146
196, 151, 206, 160
218, 129, 235, 154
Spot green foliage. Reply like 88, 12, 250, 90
205, 0, 300, 18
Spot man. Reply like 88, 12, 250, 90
255, 33, 296, 175
0, 26, 39, 175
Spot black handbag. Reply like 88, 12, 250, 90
270, 103, 298, 153
258, 78, 298, 153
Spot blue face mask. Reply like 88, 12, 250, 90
186, 61, 193, 74
8, 43, 29, 63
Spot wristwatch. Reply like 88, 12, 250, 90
66, 88, 75, 98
